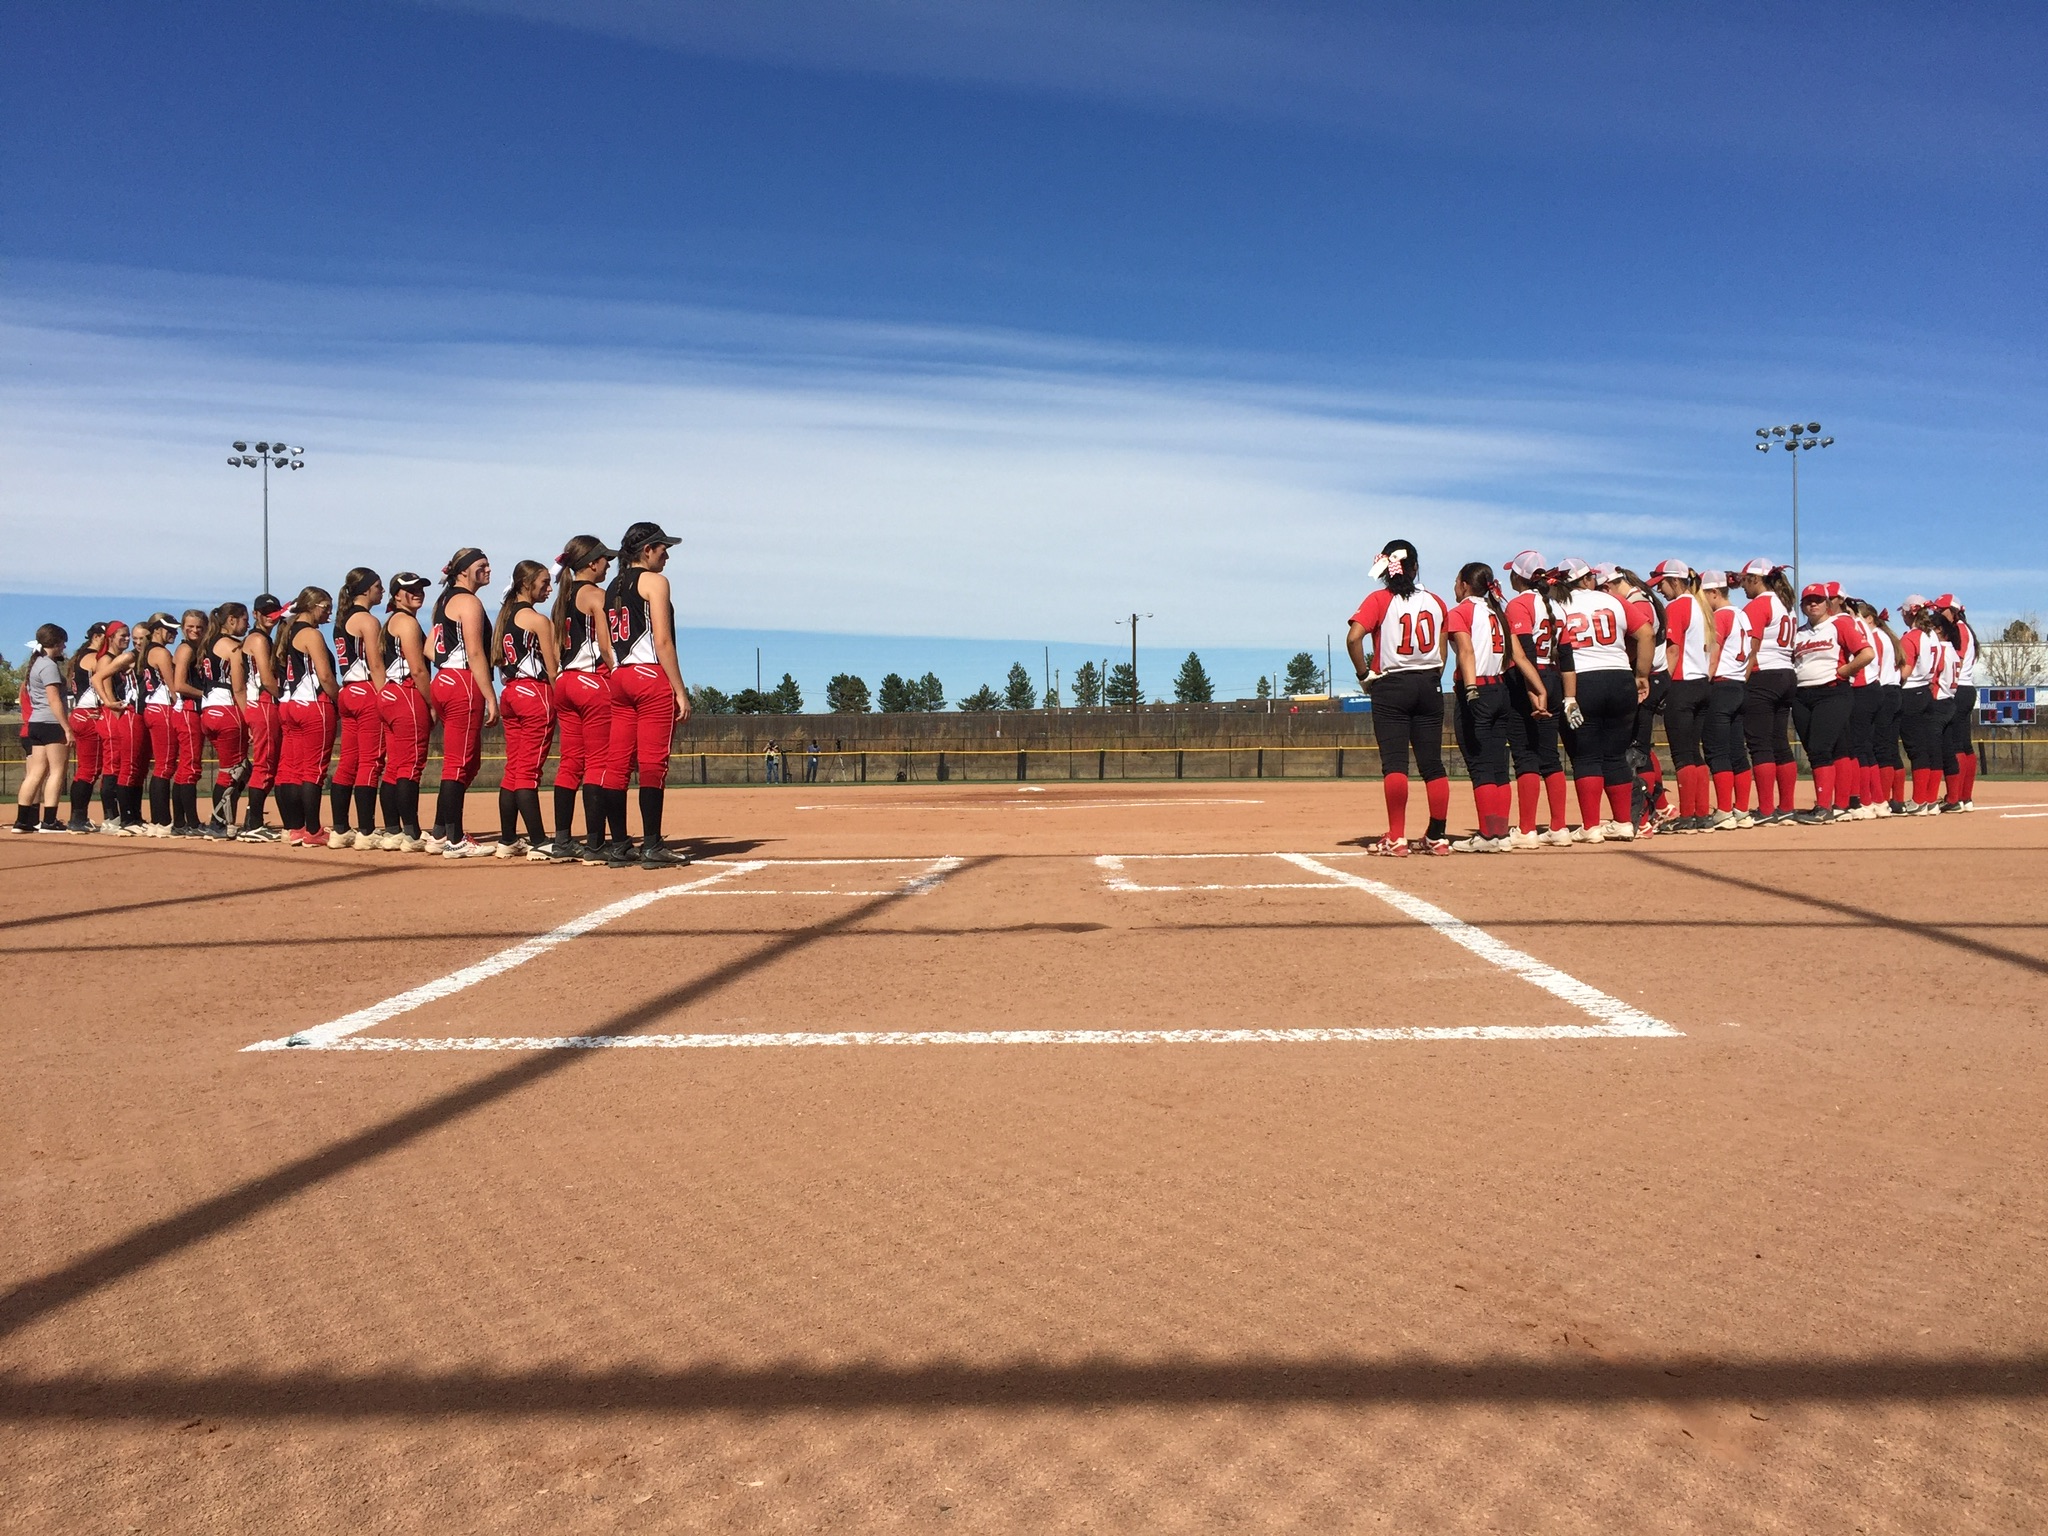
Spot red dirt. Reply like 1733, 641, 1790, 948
5, 780, 2046, 1532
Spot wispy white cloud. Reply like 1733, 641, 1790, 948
414, 0, 2045, 168
2, 263, 2042, 642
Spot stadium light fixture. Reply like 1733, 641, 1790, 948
1751, 421, 1833, 595
227, 437, 308, 592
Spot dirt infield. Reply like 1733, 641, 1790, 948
5, 780, 2046, 1532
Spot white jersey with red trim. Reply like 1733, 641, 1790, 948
1930, 638, 1959, 700
1559, 589, 1634, 673
1663, 593, 1708, 681
1708, 606, 1751, 682
1503, 589, 1565, 668
1792, 614, 1867, 688
1863, 624, 1899, 687
1745, 592, 1796, 672
1444, 597, 1507, 681
1351, 587, 1449, 676
1954, 620, 1977, 687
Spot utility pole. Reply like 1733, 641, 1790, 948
756, 647, 761, 693
1116, 613, 1152, 713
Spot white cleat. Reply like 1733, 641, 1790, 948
1541, 828, 1576, 847
1506, 829, 1542, 852
1602, 819, 1636, 841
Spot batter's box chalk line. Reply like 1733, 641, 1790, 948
245, 856, 963, 1052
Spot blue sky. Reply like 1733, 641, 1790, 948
3, 1, 2044, 696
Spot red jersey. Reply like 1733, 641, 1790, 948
1351, 588, 1449, 676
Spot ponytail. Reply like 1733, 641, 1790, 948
200, 602, 249, 663
1375, 539, 1419, 599
494, 560, 549, 674
552, 533, 612, 643
69, 623, 108, 676
333, 567, 381, 643
1765, 568, 1797, 610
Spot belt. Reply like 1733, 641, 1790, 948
1473, 676, 1503, 687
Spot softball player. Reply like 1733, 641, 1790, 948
1896, 597, 1949, 813
1740, 560, 1800, 823
427, 548, 498, 857
1502, 551, 1571, 845
547, 534, 618, 859
236, 595, 286, 841
1601, 566, 1668, 833
596, 522, 692, 869
1652, 561, 1710, 831
63, 623, 108, 831
1789, 584, 1873, 823
194, 603, 250, 837
1346, 538, 1453, 857
1851, 599, 1904, 815
492, 559, 560, 859
330, 568, 388, 848
1556, 560, 1653, 842
1699, 572, 1756, 829
275, 588, 340, 847
135, 613, 186, 835
375, 573, 434, 850
88, 622, 144, 832
1445, 561, 1547, 852
1936, 596, 1977, 810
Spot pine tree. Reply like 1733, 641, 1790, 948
1283, 651, 1325, 696
913, 672, 946, 711
957, 683, 1002, 711
692, 684, 734, 715
1003, 662, 1036, 710
731, 688, 771, 714
1255, 675, 1272, 701
1172, 651, 1213, 704
1044, 680, 1062, 709
1105, 661, 1142, 708
825, 673, 871, 713
877, 673, 913, 713
1071, 660, 1102, 708
770, 672, 803, 713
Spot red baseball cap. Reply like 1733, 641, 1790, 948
1800, 583, 1829, 601
1934, 593, 1957, 609
1649, 559, 1691, 583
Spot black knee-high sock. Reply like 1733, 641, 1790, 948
303, 782, 325, 833
243, 785, 270, 829
120, 784, 142, 823
279, 783, 306, 831
607, 787, 630, 843
379, 782, 401, 832
210, 778, 233, 825
147, 776, 171, 824
498, 788, 520, 844
441, 782, 466, 842
175, 784, 199, 827
71, 779, 93, 822
638, 786, 665, 845
330, 783, 352, 833
353, 784, 377, 832
517, 788, 546, 843
400, 780, 422, 837
581, 785, 606, 845
553, 786, 577, 842
100, 775, 120, 822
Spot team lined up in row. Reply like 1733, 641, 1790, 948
1343, 542, 1980, 855
11, 522, 699, 868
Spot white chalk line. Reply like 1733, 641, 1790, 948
244, 856, 961, 1052
1275, 854, 1678, 1036
276, 1023, 1671, 1052
1095, 852, 1355, 893
2001, 812, 2048, 820
796, 798, 1264, 812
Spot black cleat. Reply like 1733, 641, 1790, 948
605, 840, 643, 869
579, 838, 614, 866
639, 839, 689, 869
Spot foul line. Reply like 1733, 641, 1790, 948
1275, 853, 1679, 1037
796, 798, 1264, 812
267, 1024, 1662, 1052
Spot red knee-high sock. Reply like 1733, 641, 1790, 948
1575, 775, 1606, 828
1383, 772, 1410, 839
1942, 767, 1962, 805
1515, 773, 1541, 834
1606, 783, 1632, 823
1734, 768, 1753, 811
1886, 766, 1903, 804
1961, 753, 1977, 800
1476, 783, 1510, 839
1777, 762, 1798, 812
1833, 756, 1859, 805
1753, 767, 1776, 817
1913, 768, 1940, 804
1713, 769, 1734, 812
1689, 764, 1711, 817
1811, 763, 1835, 810
1545, 771, 1569, 828
1426, 776, 1450, 825
1645, 755, 1666, 810
1862, 765, 1880, 805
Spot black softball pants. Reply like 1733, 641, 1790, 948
1664, 677, 1710, 769
1792, 682, 1851, 768
1943, 684, 1976, 772
1633, 671, 1669, 766
1703, 680, 1751, 774
1872, 684, 1903, 771
1369, 670, 1447, 780
1900, 689, 1941, 771
1565, 670, 1638, 787
1848, 683, 1879, 767
1454, 683, 1513, 787
1504, 667, 1562, 777
1744, 668, 1797, 766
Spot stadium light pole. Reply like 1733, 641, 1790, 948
1117, 613, 1152, 713
1752, 422, 1833, 596
227, 440, 306, 593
